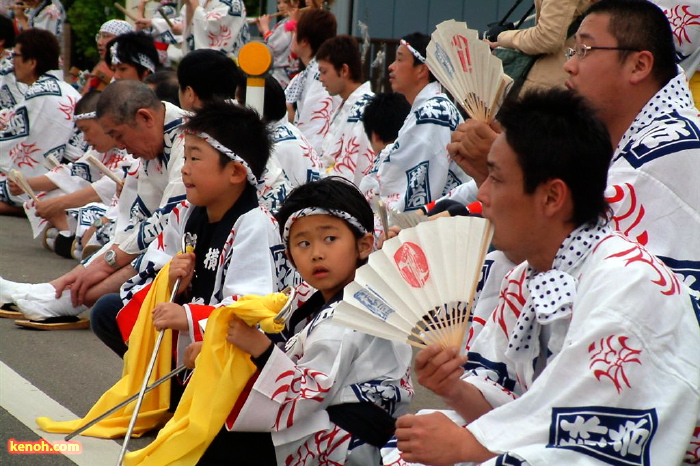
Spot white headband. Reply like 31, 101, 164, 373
109, 43, 156, 73
73, 111, 97, 121
187, 130, 262, 190
282, 207, 370, 246
100, 19, 134, 36
400, 39, 426, 64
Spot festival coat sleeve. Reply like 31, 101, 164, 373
463, 245, 700, 464
186, 0, 249, 56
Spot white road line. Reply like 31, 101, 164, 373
0, 361, 125, 465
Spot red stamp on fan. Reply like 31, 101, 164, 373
394, 242, 430, 287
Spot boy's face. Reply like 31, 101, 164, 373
182, 134, 236, 212
317, 59, 345, 97
288, 214, 372, 302
76, 119, 118, 153
112, 63, 141, 81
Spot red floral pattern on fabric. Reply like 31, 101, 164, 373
588, 335, 642, 393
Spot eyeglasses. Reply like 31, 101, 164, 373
11, 51, 22, 59
95, 32, 115, 42
566, 44, 641, 60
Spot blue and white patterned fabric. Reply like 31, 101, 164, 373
461, 229, 699, 465
0, 70, 80, 206
359, 82, 470, 212
606, 68, 700, 294
320, 81, 375, 187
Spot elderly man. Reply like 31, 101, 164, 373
0, 28, 80, 215
448, 0, 700, 295
394, 88, 699, 465
1, 80, 186, 329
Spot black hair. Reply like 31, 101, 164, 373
104, 32, 160, 80
315, 35, 362, 82
96, 79, 162, 125
296, 8, 337, 56
400, 32, 435, 82
183, 100, 271, 178
362, 92, 410, 143
235, 75, 288, 123
275, 176, 374, 241
496, 88, 613, 226
0, 14, 15, 49
177, 49, 242, 102
75, 90, 102, 115
584, 0, 677, 86
15, 29, 59, 77
144, 69, 180, 106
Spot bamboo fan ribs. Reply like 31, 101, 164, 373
426, 19, 513, 122
333, 216, 493, 349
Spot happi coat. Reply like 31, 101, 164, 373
285, 58, 341, 153
462, 224, 700, 465
319, 81, 375, 187
269, 118, 322, 187
225, 291, 414, 465
359, 82, 469, 212
0, 50, 27, 109
0, 70, 79, 205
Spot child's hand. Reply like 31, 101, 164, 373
184, 341, 203, 369
169, 252, 195, 296
7, 180, 22, 196
152, 302, 189, 331
226, 315, 272, 357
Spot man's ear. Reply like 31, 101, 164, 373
629, 50, 654, 85
357, 232, 374, 260
134, 108, 155, 128
340, 63, 350, 79
540, 179, 571, 219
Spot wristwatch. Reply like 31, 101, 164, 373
92, 217, 103, 228
104, 249, 119, 269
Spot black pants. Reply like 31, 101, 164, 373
197, 428, 277, 465
91, 292, 128, 357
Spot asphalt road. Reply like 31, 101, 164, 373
0, 215, 445, 464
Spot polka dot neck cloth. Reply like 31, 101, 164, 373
187, 130, 263, 192
504, 219, 610, 380
282, 207, 370, 247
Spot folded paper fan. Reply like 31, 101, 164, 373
426, 19, 513, 122
333, 216, 493, 349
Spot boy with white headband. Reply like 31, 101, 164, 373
104, 31, 160, 81
194, 176, 413, 465
89, 100, 288, 366
359, 32, 470, 213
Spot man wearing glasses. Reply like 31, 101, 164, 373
448, 0, 700, 297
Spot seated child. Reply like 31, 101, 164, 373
197, 177, 413, 465
90, 100, 289, 368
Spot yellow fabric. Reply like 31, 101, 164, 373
690, 72, 699, 109
124, 293, 287, 466
37, 261, 180, 438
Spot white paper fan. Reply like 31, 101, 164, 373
333, 216, 493, 349
426, 19, 513, 122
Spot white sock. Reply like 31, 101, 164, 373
15, 289, 87, 320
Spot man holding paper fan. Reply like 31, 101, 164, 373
359, 32, 470, 213
448, 0, 700, 296
393, 88, 699, 465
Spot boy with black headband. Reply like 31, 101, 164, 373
196, 177, 413, 465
